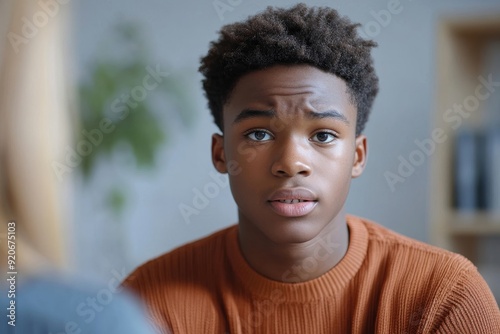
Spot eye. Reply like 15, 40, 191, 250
311, 131, 336, 143
245, 130, 274, 142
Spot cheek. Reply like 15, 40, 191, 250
226, 146, 270, 205
228, 158, 266, 191
316, 145, 356, 182
228, 173, 261, 212
228, 142, 270, 170
317, 141, 355, 163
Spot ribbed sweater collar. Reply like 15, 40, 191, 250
225, 215, 369, 302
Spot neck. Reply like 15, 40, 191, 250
237, 212, 349, 283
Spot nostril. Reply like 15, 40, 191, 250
272, 163, 312, 177
271, 145, 312, 177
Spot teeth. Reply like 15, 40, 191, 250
278, 199, 305, 204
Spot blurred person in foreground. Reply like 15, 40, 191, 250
0, 0, 158, 332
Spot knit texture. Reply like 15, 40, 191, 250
123, 216, 500, 333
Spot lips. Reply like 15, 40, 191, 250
268, 188, 318, 217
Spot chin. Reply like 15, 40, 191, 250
262, 219, 326, 245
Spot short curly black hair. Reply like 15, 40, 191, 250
199, 3, 378, 135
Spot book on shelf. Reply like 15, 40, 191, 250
454, 128, 478, 214
484, 128, 500, 215
482, 40, 500, 217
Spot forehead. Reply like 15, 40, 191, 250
224, 65, 356, 122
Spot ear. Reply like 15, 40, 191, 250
211, 134, 227, 173
352, 135, 368, 178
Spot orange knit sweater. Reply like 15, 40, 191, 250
123, 216, 500, 333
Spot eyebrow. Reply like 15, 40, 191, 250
232, 108, 349, 124
305, 110, 349, 124
233, 109, 276, 124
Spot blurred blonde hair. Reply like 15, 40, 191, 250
0, 0, 74, 274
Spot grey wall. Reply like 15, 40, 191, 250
70, 0, 500, 277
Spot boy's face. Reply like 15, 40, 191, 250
212, 65, 367, 245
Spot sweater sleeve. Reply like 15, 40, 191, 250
435, 266, 500, 333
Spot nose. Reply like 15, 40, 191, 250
271, 137, 312, 177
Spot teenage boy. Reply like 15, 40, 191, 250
123, 4, 500, 333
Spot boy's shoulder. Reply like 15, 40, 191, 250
352, 215, 487, 303
353, 214, 475, 271
350, 216, 500, 332
124, 224, 236, 286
